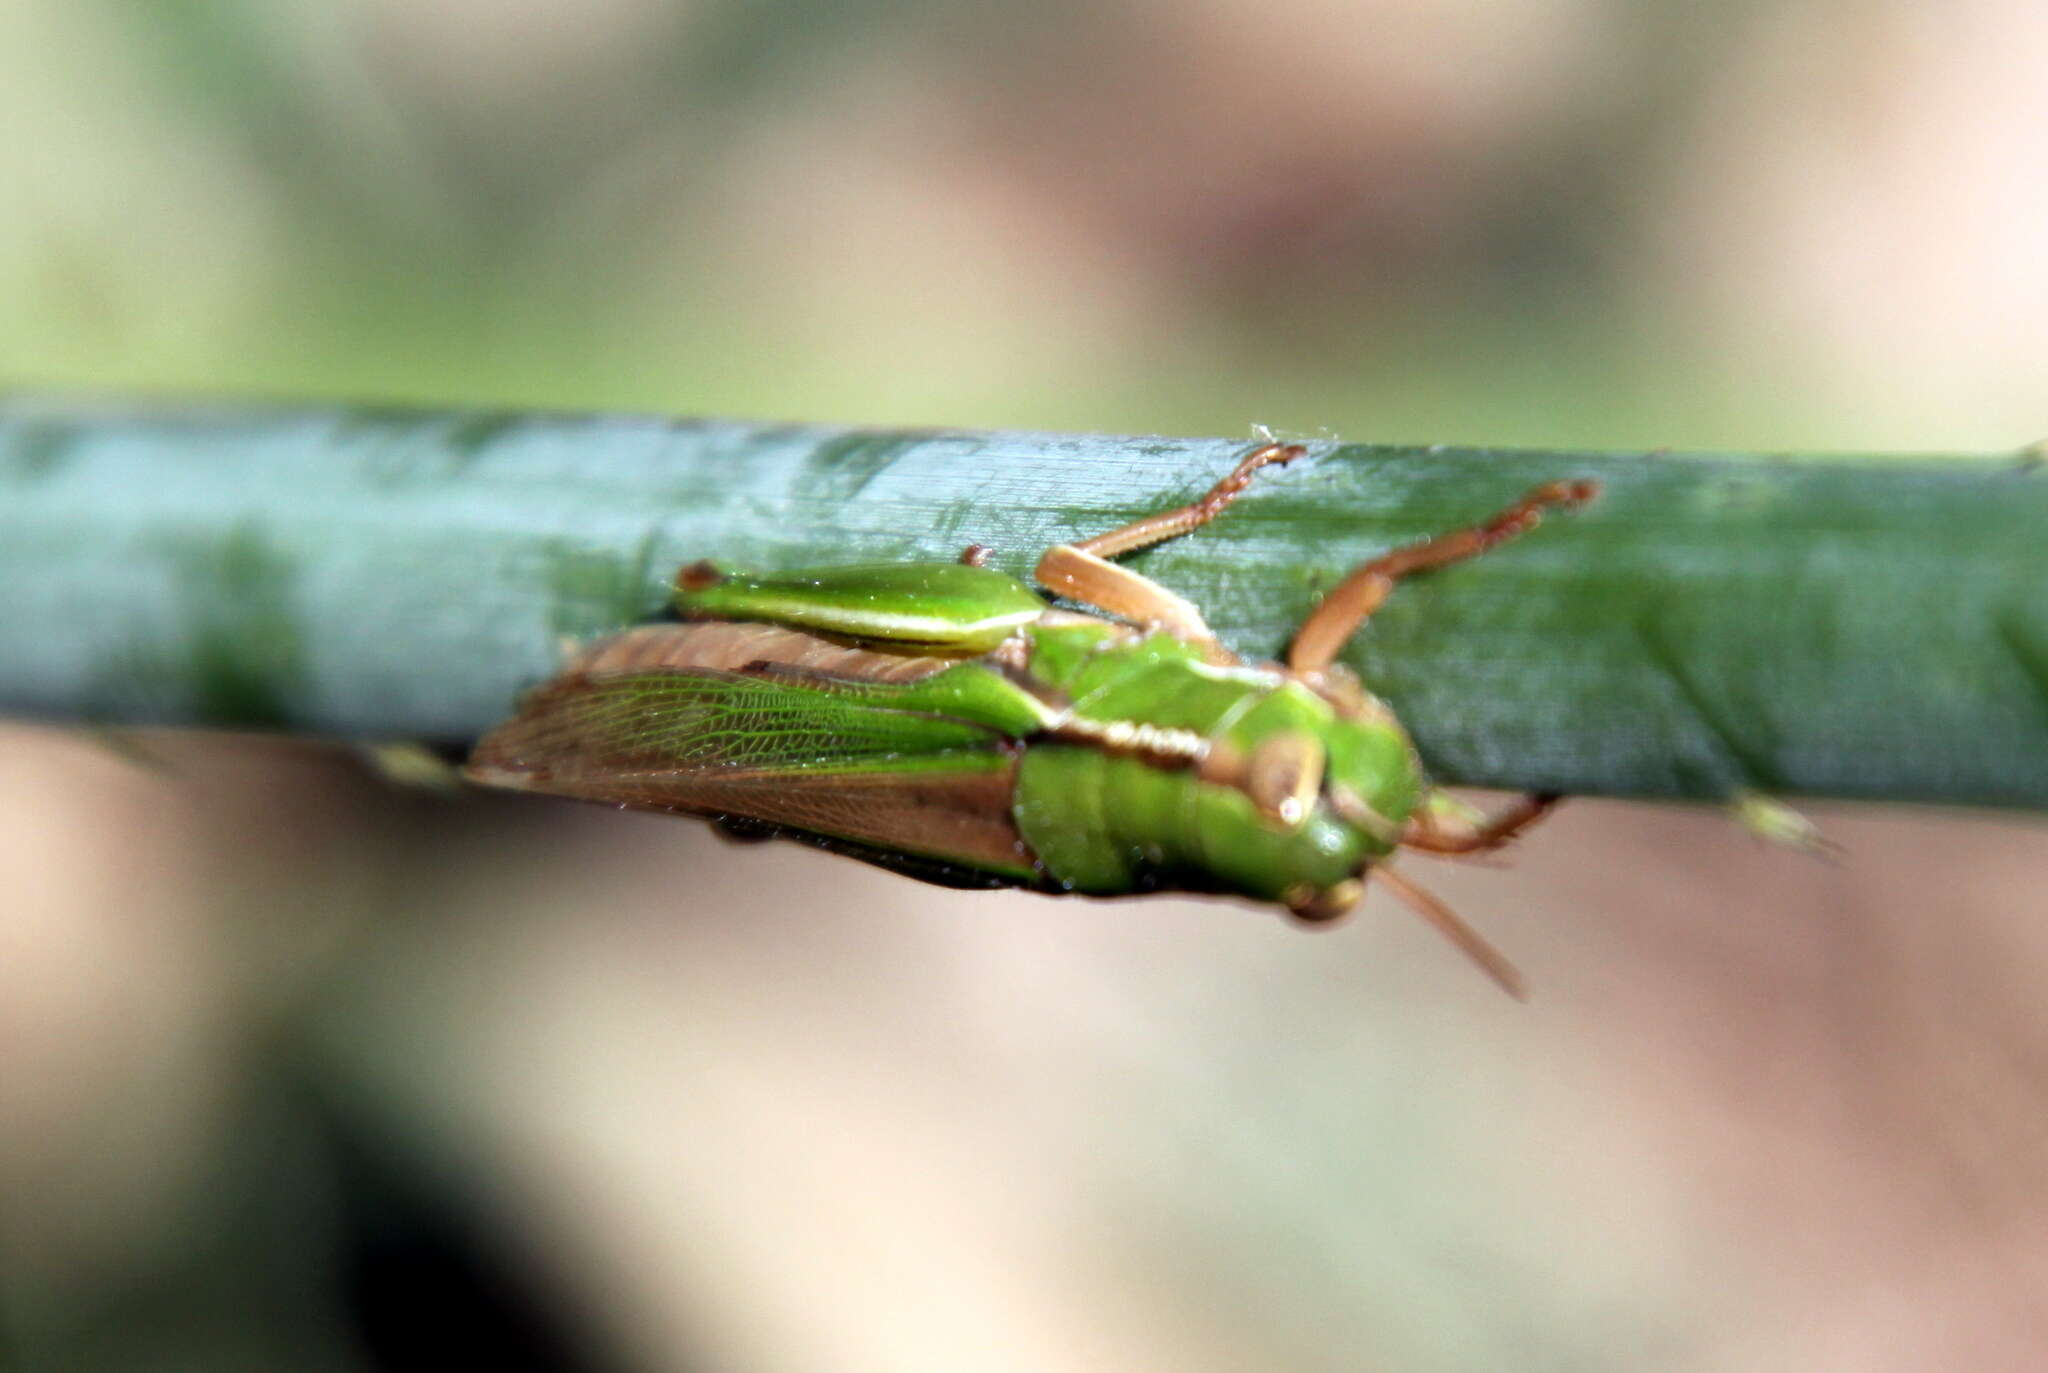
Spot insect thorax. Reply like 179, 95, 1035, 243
1011, 622, 1422, 904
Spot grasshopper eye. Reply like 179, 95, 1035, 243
1246, 732, 1325, 830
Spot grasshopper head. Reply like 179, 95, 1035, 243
1220, 680, 1526, 993
1196, 677, 1423, 920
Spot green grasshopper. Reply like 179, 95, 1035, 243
466, 443, 1597, 992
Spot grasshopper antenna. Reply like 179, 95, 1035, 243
1374, 866, 1526, 999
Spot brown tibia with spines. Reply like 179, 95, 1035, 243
1064, 441, 1305, 560
1287, 479, 1599, 677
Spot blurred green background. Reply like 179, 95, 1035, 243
7, 2, 2048, 1370
12, 0, 2045, 450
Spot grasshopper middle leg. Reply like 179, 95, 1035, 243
1287, 479, 1598, 676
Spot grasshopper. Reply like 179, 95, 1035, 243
468, 444, 1597, 992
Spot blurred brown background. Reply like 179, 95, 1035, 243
4, 2, 2048, 1369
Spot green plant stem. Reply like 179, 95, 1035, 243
3, 397, 2045, 808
